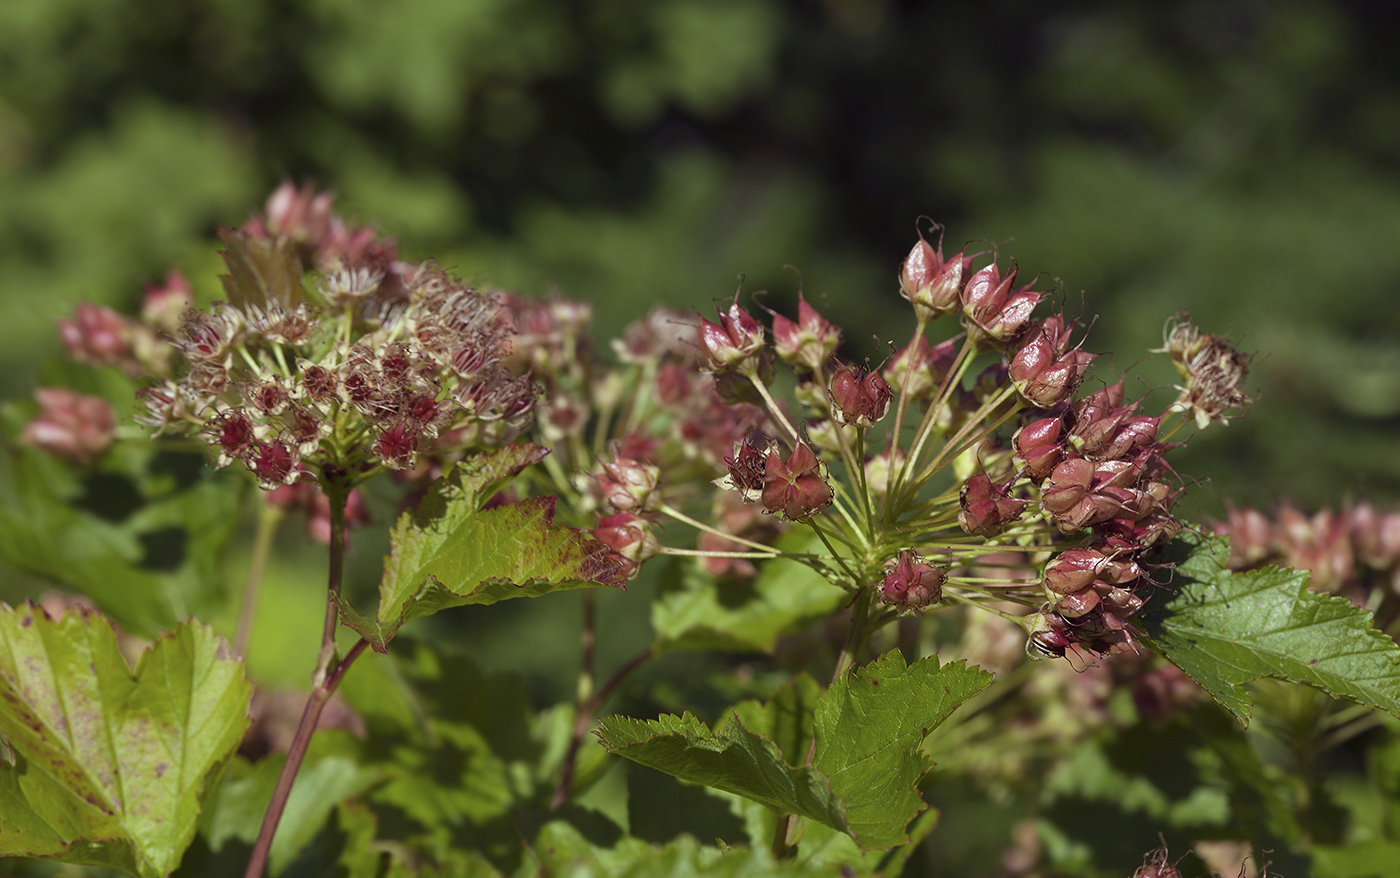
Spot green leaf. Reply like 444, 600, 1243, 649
599, 654, 991, 853
0, 405, 245, 637
730, 674, 822, 768
1138, 532, 1400, 726
526, 819, 833, 877
594, 712, 851, 837
813, 653, 993, 851
651, 533, 846, 654
0, 603, 252, 877
200, 743, 380, 875
1311, 839, 1400, 878
337, 444, 626, 652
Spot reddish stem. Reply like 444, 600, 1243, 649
244, 478, 354, 878
550, 646, 654, 809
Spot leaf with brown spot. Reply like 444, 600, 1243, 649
0, 603, 251, 877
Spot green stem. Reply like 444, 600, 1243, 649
233, 495, 285, 659
750, 374, 800, 443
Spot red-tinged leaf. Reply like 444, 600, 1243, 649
339, 445, 626, 652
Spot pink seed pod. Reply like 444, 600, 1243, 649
596, 455, 661, 515
876, 549, 946, 615
761, 442, 833, 521
828, 364, 893, 427
696, 299, 767, 376
958, 473, 1028, 536
899, 227, 971, 321
772, 293, 840, 374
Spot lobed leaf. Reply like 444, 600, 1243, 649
599, 652, 992, 853
594, 712, 850, 837
0, 603, 252, 877
813, 653, 993, 850
1138, 532, 1400, 726
528, 820, 838, 876
338, 444, 626, 652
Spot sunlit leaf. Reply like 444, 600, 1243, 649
337, 444, 626, 652
813, 653, 992, 850
599, 653, 990, 852
1139, 532, 1400, 726
0, 604, 251, 877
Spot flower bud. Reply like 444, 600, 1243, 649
899, 230, 969, 320
142, 270, 194, 334
876, 550, 945, 615
1012, 417, 1064, 483
1043, 547, 1108, 596
1055, 588, 1101, 619
22, 388, 115, 466
1008, 316, 1094, 408
883, 336, 957, 403
962, 260, 1044, 345
772, 293, 840, 374
958, 473, 1028, 536
59, 303, 136, 369
1025, 613, 1074, 660
263, 180, 335, 245
697, 300, 767, 376
592, 512, 660, 580
761, 442, 833, 521
596, 456, 661, 514
828, 364, 892, 427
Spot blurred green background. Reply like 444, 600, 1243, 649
3, 0, 1399, 517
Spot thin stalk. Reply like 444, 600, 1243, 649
233, 497, 285, 658
750, 374, 799, 443
659, 547, 786, 559
243, 638, 368, 878
887, 343, 975, 516
551, 647, 655, 809
882, 317, 928, 500
808, 518, 861, 584
657, 502, 782, 555
244, 479, 354, 878
852, 428, 874, 539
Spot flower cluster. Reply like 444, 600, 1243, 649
618, 223, 1255, 660
117, 184, 537, 489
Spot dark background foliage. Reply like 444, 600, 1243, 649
3, 3, 1400, 874
4, 0, 1399, 515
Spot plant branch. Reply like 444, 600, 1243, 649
551, 646, 655, 809
243, 637, 368, 878
244, 477, 354, 878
